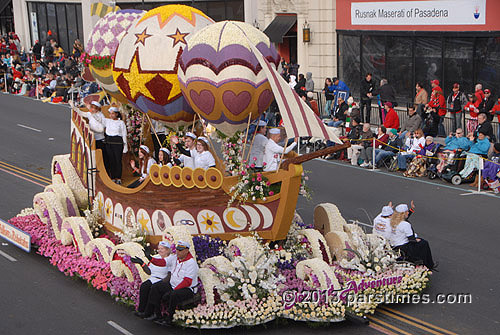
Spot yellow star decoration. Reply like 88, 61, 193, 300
167, 28, 188, 47
120, 54, 156, 101
201, 213, 219, 233
138, 213, 150, 232
134, 28, 152, 46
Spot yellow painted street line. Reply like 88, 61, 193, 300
381, 307, 458, 335
0, 161, 51, 183
368, 322, 400, 335
0, 166, 48, 188
0, 163, 51, 185
378, 309, 444, 335
368, 316, 413, 335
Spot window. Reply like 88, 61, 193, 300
475, 37, 500, 96
56, 4, 69, 53
361, 35, 385, 90
415, 37, 442, 95
66, 4, 78, 49
387, 36, 413, 104
338, 34, 360, 98
444, 38, 473, 95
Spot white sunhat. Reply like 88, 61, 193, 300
269, 128, 281, 135
108, 106, 119, 113
197, 136, 209, 145
140, 145, 150, 154
258, 120, 267, 127
395, 204, 409, 213
90, 101, 101, 108
381, 206, 394, 217
160, 147, 170, 156
184, 132, 197, 139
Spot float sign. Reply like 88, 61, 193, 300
0, 219, 31, 252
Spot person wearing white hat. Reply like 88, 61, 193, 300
129, 145, 156, 188
171, 132, 197, 169
193, 137, 216, 169
102, 107, 128, 184
263, 128, 297, 171
158, 147, 180, 167
144, 240, 199, 325
387, 203, 436, 270
372, 205, 393, 240
71, 99, 106, 151
249, 120, 268, 170
131, 241, 176, 318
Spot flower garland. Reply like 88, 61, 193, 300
81, 53, 114, 69
228, 166, 271, 206
299, 170, 313, 201
217, 131, 244, 176
123, 106, 144, 157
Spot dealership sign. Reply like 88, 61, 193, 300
0, 219, 31, 252
352, 0, 486, 25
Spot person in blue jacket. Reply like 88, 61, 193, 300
459, 130, 491, 178
330, 77, 350, 98
443, 128, 471, 151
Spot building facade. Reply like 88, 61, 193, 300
336, 0, 500, 105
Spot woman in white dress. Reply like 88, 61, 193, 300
128, 145, 156, 188
194, 137, 216, 170
103, 107, 128, 184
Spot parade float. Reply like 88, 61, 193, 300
8, 3, 431, 329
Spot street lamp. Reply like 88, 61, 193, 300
303, 21, 310, 43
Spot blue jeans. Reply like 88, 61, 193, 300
397, 153, 415, 170
375, 150, 395, 165
324, 100, 333, 116
327, 120, 343, 127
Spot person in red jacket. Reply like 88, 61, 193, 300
383, 102, 399, 130
464, 94, 480, 134
426, 79, 446, 136
475, 83, 485, 108
490, 97, 500, 140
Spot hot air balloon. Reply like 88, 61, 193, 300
85, 9, 145, 104
177, 21, 280, 135
112, 5, 214, 127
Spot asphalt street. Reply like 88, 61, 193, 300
0, 93, 498, 334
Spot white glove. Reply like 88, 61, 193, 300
123, 143, 128, 154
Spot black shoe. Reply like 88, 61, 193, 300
154, 318, 172, 327
134, 311, 146, 318
144, 314, 160, 321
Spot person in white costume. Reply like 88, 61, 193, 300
263, 128, 297, 171
249, 120, 268, 170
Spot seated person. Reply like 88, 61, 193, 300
388, 204, 436, 270
422, 107, 440, 137
399, 105, 422, 138
436, 129, 471, 172
131, 241, 176, 318
474, 112, 494, 142
144, 241, 199, 326
128, 145, 156, 188
374, 129, 402, 167
348, 122, 372, 166
396, 128, 425, 171
482, 143, 500, 193
383, 102, 399, 130
158, 147, 181, 167
403, 136, 437, 178
360, 125, 388, 168
373, 205, 393, 241
328, 96, 348, 127
459, 130, 490, 179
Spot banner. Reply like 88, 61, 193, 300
0, 219, 31, 252
351, 0, 486, 25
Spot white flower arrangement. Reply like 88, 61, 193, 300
33, 191, 68, 240
85, 238, 116, 263
299, 229, 332, 264
60, 217, 95, 257
52, 155, 88, 208
16, 207, 35, 217
110, 242, 150, 283
282, 301, 345, 323
44, 182, 79, 218
83, 198, 104, 237
296, 258, 340, 290
115, 222, 147, 248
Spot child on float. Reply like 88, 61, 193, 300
128, 145, 156, 188
158, 147, 181, 167
102, 106, 127, 184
